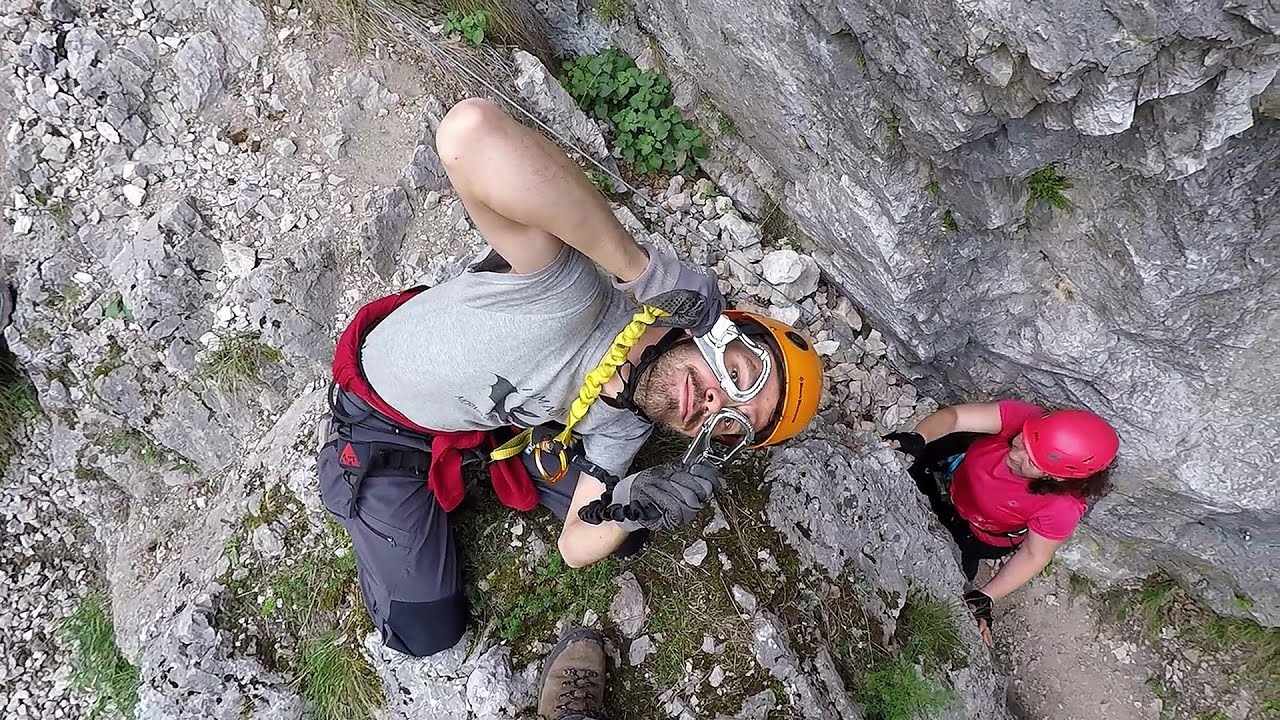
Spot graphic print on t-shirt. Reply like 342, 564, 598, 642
469, 375, 560, 428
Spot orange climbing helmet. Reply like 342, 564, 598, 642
726, 310, 824, 447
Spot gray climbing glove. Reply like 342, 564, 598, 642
615, 243, 724, 336
578, 461, 722, 532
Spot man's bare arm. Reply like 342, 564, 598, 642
558, 473, 628, 568
435, 98, 649, 280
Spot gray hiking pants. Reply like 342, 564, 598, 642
317, 388, 602, 657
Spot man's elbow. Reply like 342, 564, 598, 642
557, 526, 599, 569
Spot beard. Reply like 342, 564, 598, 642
632, 343, 708, 434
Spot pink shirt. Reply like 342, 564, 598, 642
949, 400, 1086, 547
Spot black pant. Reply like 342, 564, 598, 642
909, 434, 1016, 581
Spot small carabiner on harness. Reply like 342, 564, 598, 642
520, 423, 576, 484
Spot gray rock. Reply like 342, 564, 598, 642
682, 539, 708, 566
608, 0, 1280, 624
608, 571, 647, 638
41, 0, 76, 22
174, 32, 227, 115
206, 0, 267, 68
136, 590, 306, 720
366, 632, 470, 718
1071, 71, 1141, 136
766, 438, 1011, 717
628, 634, 654, 666
402, 143, 449, 192
511, 49, 624, 186
359, 187, 414, 280
464, 646, 529, 718
716, 211, 762, 249
714, 690, 776, 720
737, 587, 855, 720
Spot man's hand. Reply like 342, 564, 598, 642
964, 589, 994, 647
883, 431, 926, 459
616, 245, 724, 336
581, 462, 721, 532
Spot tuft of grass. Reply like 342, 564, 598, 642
595, 0, 622, 21
442, 0, 543, 50
1025, 164, 1073, 214
103, 427, 167, 467
58, 594, 141, 719
855, 54, 867, 69
1067, 572, 1091, 598
0, 353, 40, 450
924, 180, 939, 196
51, 284, 83, 314
298, 633, 383, 720
1235, 594, 1254, 612
855, 656, 954, 720
1139, 579, 1178, 639
717, 114, 736, 136
199, 332, 283, 395
940, 209, 958, 233
898, 595, 963, 672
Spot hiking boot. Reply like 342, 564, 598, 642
537, 627, 607, 720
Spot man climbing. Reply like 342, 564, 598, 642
318, 98, 824, 659
885, 400, 1119, 645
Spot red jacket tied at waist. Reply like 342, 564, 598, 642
331, 287, 538, 513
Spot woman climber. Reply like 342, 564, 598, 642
885, 400, 1119, 645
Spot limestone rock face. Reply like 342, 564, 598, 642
601, 0, 1280, 623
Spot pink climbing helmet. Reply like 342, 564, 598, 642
1022, 409, 1120, 479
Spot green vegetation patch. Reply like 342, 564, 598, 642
198, 332, 283, 395
1025, 164, 1073, 214
0, 353, 40, 451
561, 49, 708, 174
299, 633, 383, 720
58, 593, 141, 719
441, 8, 488, 45
855, 656, 954, 720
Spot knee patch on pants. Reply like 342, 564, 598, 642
383, 592, 468, 657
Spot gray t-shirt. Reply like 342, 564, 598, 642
360, 247, 653, 480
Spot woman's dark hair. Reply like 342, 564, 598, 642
1028, 469, 1112, 500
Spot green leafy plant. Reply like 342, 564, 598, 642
1025, 164, 1073, 214
58, 594, 141, 719
940, 209, 958, 232
855, 54, 868, 69
924, 180, 940, 196
442, 9, 488, 45
561, 49, 708, 174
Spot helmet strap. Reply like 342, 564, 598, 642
611, 328, 689, 422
